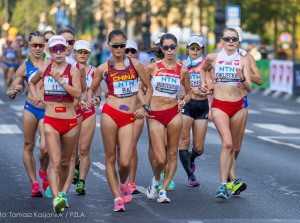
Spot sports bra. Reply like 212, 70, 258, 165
151, 60, 182, 98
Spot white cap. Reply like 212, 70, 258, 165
126, 40, 138, 51
187, 35, 204, 47
152, 32, 165, 45
74, 40, 91, 52
228, 26, 243, 42
16, 35, 23, 40
48, 35, 67, 48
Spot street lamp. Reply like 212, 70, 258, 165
214, 0, 225, 47
142, 0, 151, 50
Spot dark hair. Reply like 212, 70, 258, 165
160, 33, 177, 46
57, 27, 75, 36
44, 30, 55, 36
29, 31, 44, 42
108, 29, 126, 42
221, 28, 238, 37
147, 47, 164, 59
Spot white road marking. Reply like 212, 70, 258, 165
208, 121, 253, 134
245, 129, 254, 134
260, 136, 300, 139
137, 186, 147, 195
92, 161, 106, 170
248, 109, 261, 114
0, 99, 4, 104
262, 108, 300, 115
96, 123, 100, 128
16, 112, 23, 118
0, 124, 22, 134
10, 105, 24, 112
253, 123, 300, 134
257, 136, 300, 150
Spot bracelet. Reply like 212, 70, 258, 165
59, 80, 66, 86
96, 95, 101, 100
182, 100, 186, 106
241, 76, 246, 82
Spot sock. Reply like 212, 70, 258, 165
191, 148, 203, 163
179, 150, 193, 177
159, 189, 166, 195
120, 181, 127, 187
152, 177, 160, 186
75, 162, 80, 170
114, 196, 121, 202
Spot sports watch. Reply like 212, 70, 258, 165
142, 104, 150, 113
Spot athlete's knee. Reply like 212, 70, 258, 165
24, 141, 35, 152
105, 154, 116, 165
49, 161, 60, 172
118, 159, 130, 171
155, 157, 167, 167
222, 140, 233, 151
180, 137, 190, 150
60, 159, 70, 170
193, 144, 204, 154
79, 147, 89, 158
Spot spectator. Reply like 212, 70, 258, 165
248, 43, 262, 61
259, 41, 268, 59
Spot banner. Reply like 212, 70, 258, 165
255, 59, 269, 88
269, 60, 294, 94
294, 63, 300, 94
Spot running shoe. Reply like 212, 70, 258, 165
128, 182, 140, 194
38, 168, 49, 191
146, 185, 158, 200
160, 172, 175, 190
31, 183, 43, 197
120, 182, 131, 203
114, 197, 125, 212
72, 162, 80, 185
227, 182, 232, 190
216, 184, 229, 199
60, 192, 69, 208
76, 180, 86, 195
53, 196, 66, 214
188, 175, 200, 187
46, 186, 52, 199
231, 179, 247, 195
157, 190, 170, 203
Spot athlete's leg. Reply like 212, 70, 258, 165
191, 119, 208, 159
162, 113, 183, 191
129, 118, 144, 183
146, 117, 155, 173
23, 109, 39, 184
8, 67, 15, 87
179, 115, 193, 177
38, 119, 49, 173
101, 114, 119, 198
3, 64, 9, 90
79, 114, 96, 181
62, 116, 82, 194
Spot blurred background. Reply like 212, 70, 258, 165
0, 0, 300, 90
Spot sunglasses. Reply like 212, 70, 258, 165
50, 45, 67, 53
109, 43, 126, 49
75, 49, 90, 55
189, 46, 202, 51
222, 37, 239, 42
162, 44, 177, 51
66, 40, 75, 45
125, 48, 137, 54
29, 42, 45, 48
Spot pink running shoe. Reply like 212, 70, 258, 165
120, 182, 132, 203
39, 168, 49, 191
114, 197, 125, 212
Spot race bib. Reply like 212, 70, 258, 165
44, 76, 69, 96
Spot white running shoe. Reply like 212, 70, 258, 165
157, 190, 170, 203
146, 185, 158, 200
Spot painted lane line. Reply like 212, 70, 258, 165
260, 136, 300, 139
137, 186, 147, 195
0, 124, 22, 134
0, 99, 4, 104
209, 121, 253, 134
253, 123, 300, 134
262, 108, 300, 115
10, 105, 24, 112
248, 109, 261, 114
92, 161, 106, 170
89, 167, 107, 182
257, 136, 300, 150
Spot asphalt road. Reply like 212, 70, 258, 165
0, 67, 300, 223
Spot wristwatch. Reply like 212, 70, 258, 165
241, 76, 246, 82
142, 104, 150, 113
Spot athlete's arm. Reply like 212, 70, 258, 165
132, 59, 153, 108
200, 53, 216, 93
87, 63, 105, 107
8, 63, 26, 99
180, 67, 192, 109
59, 66, 82, 100
78, 63, 87, 93
29, 66, 46, 106
247, 53, 263, 86
239, 56, 252, 93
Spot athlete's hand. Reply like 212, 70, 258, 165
178, 93, 185, 100
93, 97, 101, 107
134, 107, 145, 119
87, 98, 96, 109
177, 100, 186, 110
14, 84, 23, 93
32, 96, 41, 106
200, 83, 208, 93
80, 99, 88, 111
236, 68, 245, 81
50, 68, 61, 82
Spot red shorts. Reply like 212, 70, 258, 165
102, 103, 135, 128
75, 108, 82, 117
44, 115, 78, 135
149, 105, 180, 127
81, 107, 95, 121
211, 98, 244, 118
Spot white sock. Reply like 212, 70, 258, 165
152, 177, 160, 186
159, 189, 166, 195
114, 197, 121, 202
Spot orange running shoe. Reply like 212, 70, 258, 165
39, 168, 49, 191
128, 182, 140, 194
120, 182, 132, 203
114, 197, 125, 212
31, 183, 43, 197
